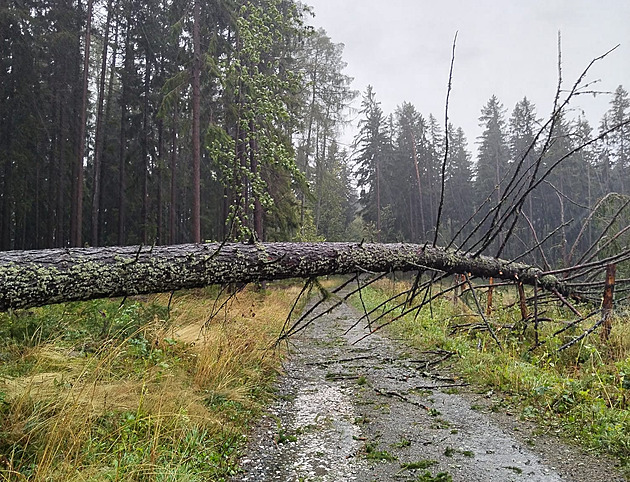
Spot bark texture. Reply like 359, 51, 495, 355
0, 242, 570, 311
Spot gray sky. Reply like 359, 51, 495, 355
304, 0, 630, 153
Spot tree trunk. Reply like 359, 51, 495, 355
169, 103, 178, 244
91, 0, 113, 247
157, 118, 164, 245
0, 242, 575, 312
376, 157, 381, 242
408, 126, 425, 237
1, 115, 12, 250
141, 50, 151, 244
118, 9, 132, 246
72, 0, 93, 247
600, 263, 616, 341
191, 0, 201, 243
249, 121, 263, 240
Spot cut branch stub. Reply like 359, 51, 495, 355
0, 242, 578, 312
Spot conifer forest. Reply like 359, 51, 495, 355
1, 0, 629, 273
4, 3, 630, 480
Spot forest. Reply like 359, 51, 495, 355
4, 2, 630, 480
1, 0, 630, 270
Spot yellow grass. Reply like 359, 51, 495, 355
0, 284, 301, 481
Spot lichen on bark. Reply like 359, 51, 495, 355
0, 242, 570, 311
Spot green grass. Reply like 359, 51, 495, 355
350, 279, 630, 477
416, 470, 453, 482
0, 285, 301, 481
363, 441, 397, 462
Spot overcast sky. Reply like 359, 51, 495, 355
303, 0, 630, 153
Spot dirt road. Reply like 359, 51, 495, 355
234, 295, 626, 481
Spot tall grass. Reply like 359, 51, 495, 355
351, 278, 630, 476
0, 284, 299, 481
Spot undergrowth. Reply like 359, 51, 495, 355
351, 278, 630, 477
0, 284, 298, 481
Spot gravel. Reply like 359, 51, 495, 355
234, 294, 626, 482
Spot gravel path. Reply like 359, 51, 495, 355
234, 294, 626, 482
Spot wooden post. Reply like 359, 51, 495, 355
517, 282, 529, 321
486, 277, 494, 315
452, 273, 462, 304
600, 264, 616, 342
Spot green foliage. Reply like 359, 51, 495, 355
83, 410, 241, 481
295, 28, 358, 241
0, 299, 166, 349
363, 441, 397, 462
354, 86, 393, 238
416, 470, 453, 482
211, 0, 306, 241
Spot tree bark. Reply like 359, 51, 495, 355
169, 104, 178, 245
0, 242, 574, 312
91, 0, 113, 247
600, 263, 616, 341
191, 0, 201, 243
72, 0, 93, 247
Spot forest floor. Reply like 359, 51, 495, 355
233, 292, 627, 482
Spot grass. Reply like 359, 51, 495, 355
362, 441, 397, 462
0, 284, 301, 481
416, 470, 453, 482
399, 459, 437, 470
350, 278, 630, 477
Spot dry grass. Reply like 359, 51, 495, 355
0, 284, 301, 481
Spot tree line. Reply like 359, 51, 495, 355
353, 85, 630, 267
1, 0, 629, 271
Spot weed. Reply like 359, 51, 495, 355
354, 415, 370, 425
416, 470, 453, 482
431, 418, 451, 429
393, 437, 412, 448
363, 441, 397, 462
399, 459, 437, 470
276, 429, 298, 444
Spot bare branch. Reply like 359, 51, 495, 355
434, 31, 458, 247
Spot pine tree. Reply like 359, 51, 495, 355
444, 124, 474, 243
474, 95, 509, 253
606, 85, 630, 194
354, 86, 390, 241
295, 28, 356, 237
507, 97, 540, 259
392, 102, 429, 241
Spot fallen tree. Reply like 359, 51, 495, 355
0, 242, 582, 312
